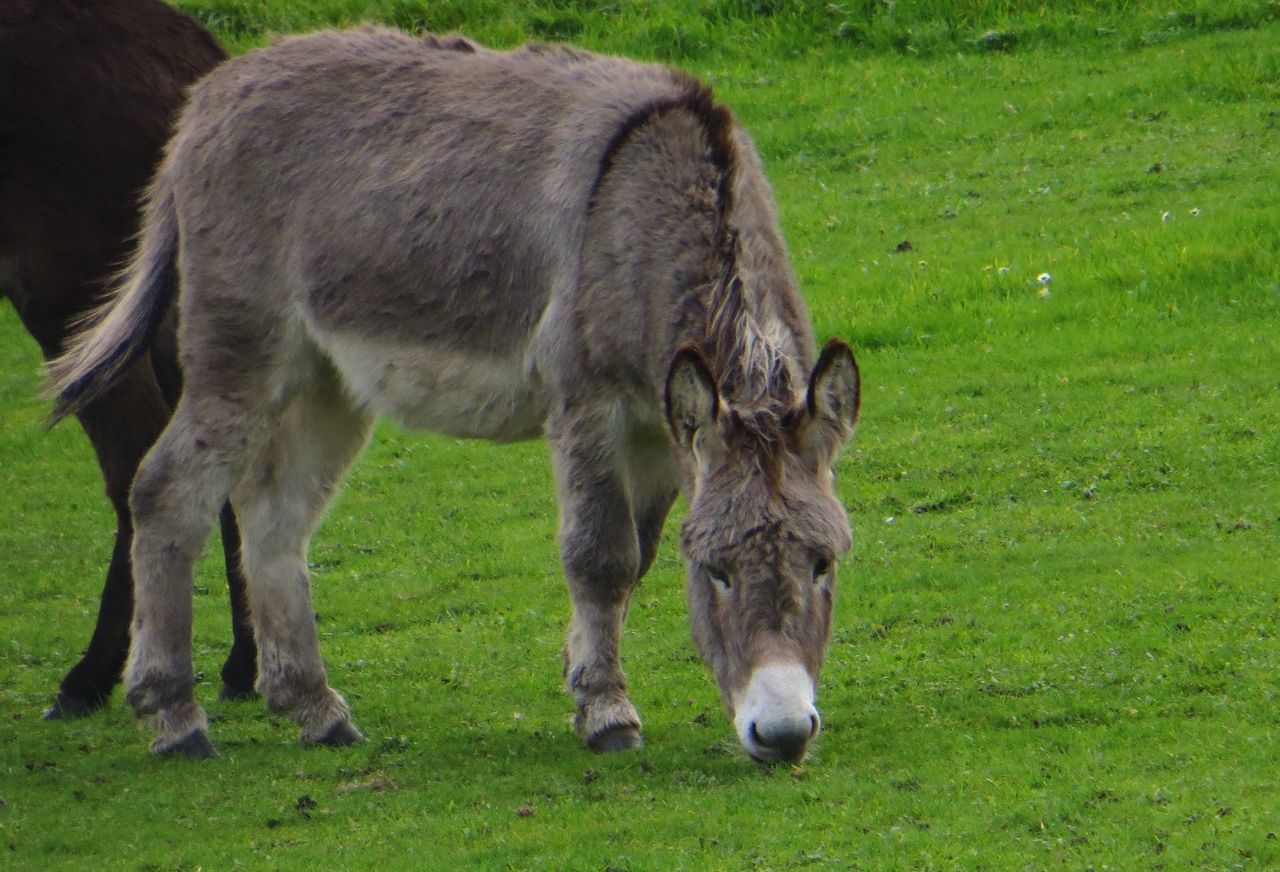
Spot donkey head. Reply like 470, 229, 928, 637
665, 338, 860, 763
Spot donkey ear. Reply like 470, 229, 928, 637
664, 345, 718, 449
804, 339, 860, 460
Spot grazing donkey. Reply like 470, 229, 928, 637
1, 0, 256, 717
51, 27, 862, 763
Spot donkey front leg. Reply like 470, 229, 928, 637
550, 406, 647, 752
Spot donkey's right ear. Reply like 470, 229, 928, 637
664, 345, 718, 449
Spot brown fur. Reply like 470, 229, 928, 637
1, 0, 256, 718
50, 27, 861, 762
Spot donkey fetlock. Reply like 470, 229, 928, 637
150, 700, 214, 758
291, 687, 363, 747
258, 669, 360, 744
218, 652, 258, 702
567, 663, 643, 751
125, 667, 195, 717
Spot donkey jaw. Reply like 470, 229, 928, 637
731, 661, 821, 764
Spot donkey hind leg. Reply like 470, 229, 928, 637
149, 317, 259, 702
46, 359, 172, 720
126, 394, 274, 758
215, 504, 258, 701
44, 496, 132, 720
552, 406, 652, 752
231, 375, 372, 747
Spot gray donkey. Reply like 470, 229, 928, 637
51, 27, 861, 763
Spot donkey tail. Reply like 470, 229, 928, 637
47, 172, 180, 423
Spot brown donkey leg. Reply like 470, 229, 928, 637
216, 505, 258, 701
44, 358, 168, 719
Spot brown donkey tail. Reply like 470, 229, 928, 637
46, 174, 180, 423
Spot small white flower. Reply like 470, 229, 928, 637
884, 516, 896, 524
1189, 207, 1201, 217
997, 266, 1011, 275
1037, 272, 1052, 284
1161, 211, 1172, 222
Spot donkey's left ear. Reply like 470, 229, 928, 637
804, 339, 861, 460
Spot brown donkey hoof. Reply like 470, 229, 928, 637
217, 684, 258, 702
43, 692, 106, 721
155, 730, 217, 759
312, 720, 365, 747
587, 724, 644, 753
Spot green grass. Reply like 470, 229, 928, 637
3, 2, 1279, 868
174, 0, 1280, 56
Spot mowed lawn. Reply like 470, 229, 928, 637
1, 3, 1277, 868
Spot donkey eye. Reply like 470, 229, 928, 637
706, 566, 731, 590
813, 558, 832, 583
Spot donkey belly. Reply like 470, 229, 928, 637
321, 333, 548, 441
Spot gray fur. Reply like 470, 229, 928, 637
50, 27, 861, 762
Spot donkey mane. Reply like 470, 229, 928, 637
705, 268, 796, 407
590, 74, 799, 432
419, 33, 478, 53
703, 236, 806, 490
720, 402, 805, 476
591, 74, 736, 217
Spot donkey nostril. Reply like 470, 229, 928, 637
748, 719, 810, 763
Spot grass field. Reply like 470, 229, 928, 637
2, 1, 1278, 868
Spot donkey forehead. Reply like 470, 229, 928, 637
680, 473, 852, 562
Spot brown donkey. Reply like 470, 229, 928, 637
1, 0, 256, 716
51, 27, 861, 763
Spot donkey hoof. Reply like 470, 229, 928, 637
153, 729, 217, 759
310, 720, 365, 747
587, 724, 644, 753
43, 691, 105, 721
217, 683, 258, 702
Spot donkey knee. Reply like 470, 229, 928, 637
560, 529, 640, 600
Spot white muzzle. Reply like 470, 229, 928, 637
732, 661, 820, 764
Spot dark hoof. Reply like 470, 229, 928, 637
158, 730, 217, 759
313, 720, 365, 747
218, 683, 258, 702
43, 692, 106, 721
587, 724, 643, 753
